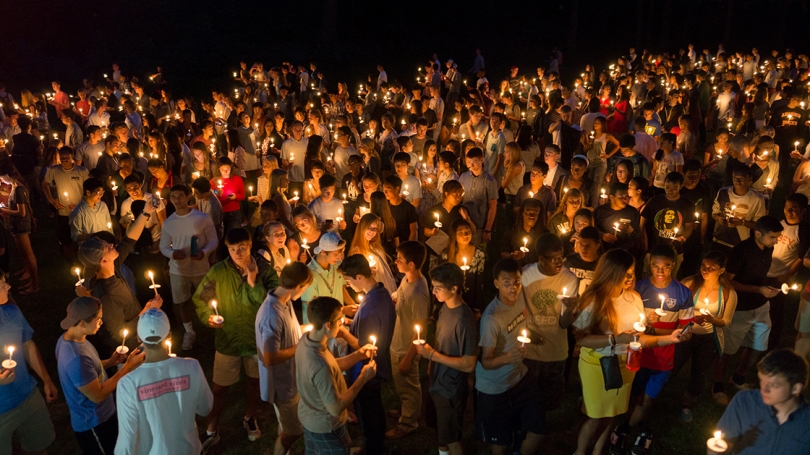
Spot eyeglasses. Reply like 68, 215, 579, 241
541, 254, 565, 264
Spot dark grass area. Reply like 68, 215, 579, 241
10, 142, 807, 454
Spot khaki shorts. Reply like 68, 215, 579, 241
796, 298, 810, 334
170, 273, 206, 303
274, 394, 303, 436
724, 303, 772, 355
0, 389, 55, 455
213, 351, 260, 386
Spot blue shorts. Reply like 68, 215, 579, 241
631, 367, 671, 399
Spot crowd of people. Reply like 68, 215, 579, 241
1, 43, 810, 455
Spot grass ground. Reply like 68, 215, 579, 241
10, 144, 807, 455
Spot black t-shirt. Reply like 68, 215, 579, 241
565, 253, 597, 296
498, 224, 546, 267
422, 203, 468, 237
10, 133, 39, 175
641, 194, 695, 253
727, 237, 773, 311
593, 204, 640, 251
388, 200, 418, 245
769, 105, 806, 152
680, 181, 713, 239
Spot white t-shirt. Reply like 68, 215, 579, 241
308, 197, 344, 231
653, 151, 684, 188
159, 209, 218, 277
573, 291, 644, 356
120, 194, 165, 243
768, 221, 808, 278
114, 358, 213, 455
333, 145, 358, 186
520, 264, 580, 362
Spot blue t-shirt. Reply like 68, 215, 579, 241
718, 390, 810, 455
255, 293, 302, 403
0, 304, 37, 414
55, 335, 116, 432
349, 284, 396, 384
636, 278, 694, 370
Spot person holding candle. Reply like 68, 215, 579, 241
266, 168, 295, 232
301, 232, 354, 324
0, 163, 37, 294
302, 161, 325, 206
160, 184, 218, 351
593, 181, 639, 252
571, 249, 684, 455
606, 133, 651, 182
349, 213, 397, 294
280, 121, 308, 200
750, 137, 780, 200
520, 233, 579, 411
56, 296, 145, 455
414, 263, 477, 455
76, 199, 163, 357
443, 218, 486, 315
669, 251, 737, 416
70, 177, 114, 244
290, 205, 323, 264
678, 159, 713, 277
649, 133, 684, 194
295, 296, 377, 455
338, 254, 396, 455
715, 216, 782, 397
459, 147, 499, 245
513, 159, 557, 220
392, 152, 422, 209
712, 349, 810, 455
711, 166, 766, 254
43, 146, 89, 254
191, 178, 224, 243
119, 174, 166, 245
499, 198, 547, 267
765, 194, 810, 350
381, 177, 417, 247
114, 308, 213, 455
255, 220, 291, 274
547, 187, 583, 238
0, 271, 57, 455
476, 259, 546, 455
193, 227, 278, 450
209, 156, 246, 236
609, 244, 694, 453
308, 174, 345, 233
331, 126, 359, 188
186, 142, 216, 184
640, 171, 695, 277
255, 263, 313, 455
386, 241, 430, 439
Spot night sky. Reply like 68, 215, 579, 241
2, 0, 806, 99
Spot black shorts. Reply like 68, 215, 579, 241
431, 384, 468, 446
476, 373, 545, 446
523, 359, 566, 411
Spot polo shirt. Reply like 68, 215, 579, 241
459, 170, 498, 229
718, 390, 810, 455
295, 333, 347, 433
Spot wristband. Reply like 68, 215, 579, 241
608, 334, 616, 347
428, 350, 436, 363
142, 212, 151, 220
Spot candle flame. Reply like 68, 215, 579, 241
211, 300, 217, 309
522, 329, 527, 337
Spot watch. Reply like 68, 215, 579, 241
142, 212, 152, 220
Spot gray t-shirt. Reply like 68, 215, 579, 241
458, 171, 499, 230
43, 164, 89, 216
475, 297, 528, 395
295, 333, 347, 433
256, 293, 303, 402
429, 302, 478, 399
75, 142, 104, 170
390, 276, 430, 357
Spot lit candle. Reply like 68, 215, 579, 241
528, 191, 534, 198
117, 329, 129, 354
613, 222, 620, 235
600, 188, 607, 199
301, 238, 309, 249
211, 300, 224, 324
292, 191, 299, 202
367, 254, 377, 267
342, 193, 348, 204
2, 346, 16, 369
336, 209, 343, 222
217, 179, 223, 189
248, 185, 253, 197
520, 237, 529, 253
74, 267, 84, 286
402, 184, 409, 196
695, 211, 700, 223
517, 329, 531, 347
147, 270, 160, 296
656, 294, 667, 316
706, 430, 728, 453
413, 325, 425, 345
434, 213, 442, 228
166, 339, 176, 357
700, 297, 711, 316
370, 335, 377, 357
460, 256, 470, 271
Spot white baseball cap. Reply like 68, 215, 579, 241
137, 308, 171, 344
314, 232, 346, 254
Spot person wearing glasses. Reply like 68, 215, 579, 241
69, 177, 113, 244
193, 227, 279, 452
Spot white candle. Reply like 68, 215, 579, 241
117, 330, 129, 354
613, 222, 620, 234
700, 297, 711, 316
367, 255, 377, 267
147, 271, 160, 296
656, 294, 667, 316
74, 267, 84, 286
370, 335, 377, 357
2, 346, 16, 369
633, 312, 647, 332
707, 431, 728, 453
248, 185, 253, 197
517, 329, 531, 347
166, 339, 175, 357
600, 188, 607, 199
434, 212, 442, 228
402, 184, 409, 196
520, 237, 529, 252
211, 300, 224, 324
460, 256, 470, 271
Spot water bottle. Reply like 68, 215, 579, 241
625, 335, 642, 372
190, 236, 198, 256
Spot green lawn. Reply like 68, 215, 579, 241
11, 171, 806, 455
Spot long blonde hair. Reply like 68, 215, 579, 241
504, 141, 521, 167
350, 213, 388, 262
551, 187, 583, 218
445, 218, 476, 265
575, 249, 635, 334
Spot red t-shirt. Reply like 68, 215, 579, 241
210, 175, 245, 212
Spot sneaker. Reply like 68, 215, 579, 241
243, 416, 261, 441
182, 331, 196, 351
729, 374, 747, 389
680, 406, 693, 422
200, 432, 220, 454
630, 431, 653, 455
713, 391, 730, 406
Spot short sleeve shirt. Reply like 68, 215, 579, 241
641, 194, 695, 253
429, 303, 478, 399
520, 264, 580, 362
55, 335, 116, 432
0, 304, 37, 414
255, 293, 302, 402
459, 171, 499, 229
295, 334, 347, 433
635, 278, 694, 370
474, 297, 528, 395
390, 276, 430, 357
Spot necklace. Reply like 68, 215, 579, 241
316, 262, 338, 295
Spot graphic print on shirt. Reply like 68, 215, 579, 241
506, 310, 526, 333
721, 201, 750, 220
652, 207, 684, 239
137, 375, 191, 401
568, 267, 594, 295
530, 288, 559, 327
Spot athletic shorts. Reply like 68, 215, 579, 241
795, 298, 810, 334
212, 351, 259, 386
476, 373, 545, 446
169, 273, 205, 303
0, 389, 55, 455
724, 303, 772, 354
431, 386, 468, 446
631, 367, 672, 399
274, 394, 303, 436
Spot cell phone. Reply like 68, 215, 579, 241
190, 236, 198, 256
678, 321, 695, 339
151, 196, 160, 208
